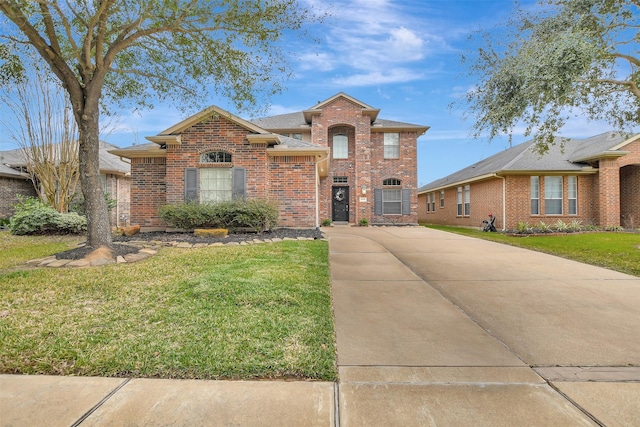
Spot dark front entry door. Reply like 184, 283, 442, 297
332, 186, 349, 222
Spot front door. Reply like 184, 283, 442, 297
332, 186, 349, 222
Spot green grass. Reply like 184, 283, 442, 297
425, 225, 640, 277
0, 232, 337, 380
0, 232, 85, 271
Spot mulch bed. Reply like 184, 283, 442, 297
56, 228, 323, 260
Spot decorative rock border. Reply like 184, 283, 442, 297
25, 236, 319, 268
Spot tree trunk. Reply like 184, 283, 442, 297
78, 110, 112, 248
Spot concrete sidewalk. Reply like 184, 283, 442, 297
2, 226, 640, 426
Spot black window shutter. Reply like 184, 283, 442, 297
184, 168, 198, 202
402, 189, 411, 215
374, 189, 383, 215
232, 167, 246, 201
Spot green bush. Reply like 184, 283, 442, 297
9, 197, 87, 235
159, 199, 279, 232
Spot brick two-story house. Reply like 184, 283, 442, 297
418, 132, 640, 230
111, 93, 429, 230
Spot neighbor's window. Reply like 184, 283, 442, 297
431, 192, 436, 212
544, 176, 563, 215
201, 151, 232, 163
464, 185, 470, 216
200, 168, 232, 202
457, 187, 463, 216
568, 176, 577, 215
333, 134, 348, 159
382, 178, 402, 214
426, 193, 432, 212
440, 190, 445, 208
531, 176, 540, 215
384, 133, 399, 159
292, 133, 302, 140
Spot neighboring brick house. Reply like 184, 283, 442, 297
0, 141, 131, 226
0, 160, 37, 219
418, 132, 640, 230
111, 93, 429, 230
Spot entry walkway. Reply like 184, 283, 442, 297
327, 226, 640, 426
2, 226, 640, 426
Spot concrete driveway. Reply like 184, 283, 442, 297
326, 226, 640, 426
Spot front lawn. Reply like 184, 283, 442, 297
0, 232, 337, 380
425, 225, 640, 277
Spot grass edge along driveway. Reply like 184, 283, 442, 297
0, 232, 337, 381
425, 225, 640, 278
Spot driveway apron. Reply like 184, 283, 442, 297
326, 226, 640, 426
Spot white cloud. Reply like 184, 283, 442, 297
295, 0, 450, 88
332, 68, 424, 86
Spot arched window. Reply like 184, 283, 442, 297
332, 134, 348, 159
200, 151, 232, 163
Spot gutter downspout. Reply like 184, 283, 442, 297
315, 162, 320, 228
494, 174, 506, 231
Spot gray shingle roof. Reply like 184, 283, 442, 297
251, 112, 308, 130
0, 141, 130, 176
419, 131, 632, 193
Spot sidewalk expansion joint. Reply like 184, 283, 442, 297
333, 382, 341, 427
71, 378, 130, 426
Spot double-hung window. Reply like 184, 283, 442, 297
439, 190, 445, 208
382, 178, 402, 214
185, 151, 245, 203
531, 176, 540, 215
568, 176, 577, 215
426, 193, 432, 212
384, 133, 399, 159
544, 176, 563, 215
457, 187, 463, 216
333, 134, 348, 159
464, 185, 470, 216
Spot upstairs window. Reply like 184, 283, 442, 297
333, 134, 348, 159
384, 133, 399, 159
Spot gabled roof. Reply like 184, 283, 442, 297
146, 105, 275, 146
418, 131, 636, 193
251, 93, 428, 134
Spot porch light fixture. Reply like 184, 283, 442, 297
361, 184, 367, 194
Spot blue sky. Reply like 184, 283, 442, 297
0, 0, 628, 185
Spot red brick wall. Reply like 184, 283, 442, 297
268, 155, 317, 227
130, 157, 166, 227
313, 97, 418, 224
0, 176, 37, 219
419, 174, 600, 230
165, 115, 270, 206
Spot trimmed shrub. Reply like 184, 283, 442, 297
158, 199, 279, 232
158, 202, 214, 229
9, 197, 87, 235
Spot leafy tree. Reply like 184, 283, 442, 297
459, 0, 640, 151
0, 0, 320, 249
